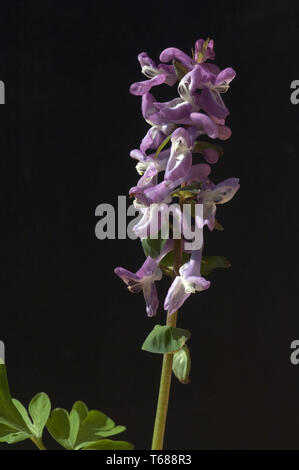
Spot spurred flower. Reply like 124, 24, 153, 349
164, 249, 210, 315
198, 177, 240, 230
114, 241, 173, 316
130, 52, 177, 96
164, 128, 194, 184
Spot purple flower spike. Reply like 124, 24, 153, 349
114, 257, 163, 317
164, 250, 210, 315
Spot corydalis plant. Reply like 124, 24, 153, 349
114, 38, 240, 450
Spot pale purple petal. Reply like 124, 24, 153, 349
203, 148, 219, 164
186, 163, 211, 183
194, 39, 215, 62
153, 98, 193, 122
159, 47, 194, 70
189, 112, 219, 138
130, 75, 166, 96
143, 281, 159, 317
114, 267, 140, 286
140, 127, 165, 153
199, 88, 229, 120
215, 67, 236, 86
209, 177, 240, 204
218, 125, 232, 140
164, 276, 191, 315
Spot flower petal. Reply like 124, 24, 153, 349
164, 276, 191, 315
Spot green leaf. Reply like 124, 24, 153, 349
72, 401, 88, 422
172, 345, 191, 384
0, 422, 29, 444
142, 325, 191, 354
172, 59, 189, 80
159, 250, 189, 278
28, 393, 51, 438
12, 399, 35, 433
141, 234, 167, 259
193, 140, 224, 156
83, 439, 134, 450
46, 402, 126, 450
46, 408, 72, 449
74, 408, 123, 450
201, 256, 231, 277
0, 365, 33, 436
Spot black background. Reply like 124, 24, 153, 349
0, 0, 298, 450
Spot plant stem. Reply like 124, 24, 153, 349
151, 238, 182, 450
30, 436, 47, 450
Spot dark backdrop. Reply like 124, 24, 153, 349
0, 0, 298, 450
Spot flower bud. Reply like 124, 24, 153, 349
172, 345, 191, 384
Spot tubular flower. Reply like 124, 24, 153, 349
164, 250, 210, 315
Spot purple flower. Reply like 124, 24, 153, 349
177, 64, 236, 120
164, 249, 210, 315
114, 241, 174, 316
159, 38, 215, 71
130, 52, 177, 96
194, 39, 215, 63
198, 67, 236, 120
114, 257, 162, 316
164, 128, 194, 183
140, 124, 175, 154
130, 148, 170, 188
185, 163, 211, 184
130, 180, 179, 239
198, 177, 240, 230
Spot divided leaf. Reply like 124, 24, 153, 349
46, 401, 126, 450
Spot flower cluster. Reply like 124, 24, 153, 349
115, 39, 240, 316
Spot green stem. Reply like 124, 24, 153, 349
151, 238, 182, 450
30, 436, 47, 450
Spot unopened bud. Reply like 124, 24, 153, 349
172, 345, 191, 384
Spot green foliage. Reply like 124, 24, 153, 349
159, 250, 189, 277
142, 325, 191, 354
47, 401, 130, 450
83, 439, 134, 450
141, 234, 167, 259
0, 364, 133, 450
193, 140, 224, 156
201, 256, 231, 277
